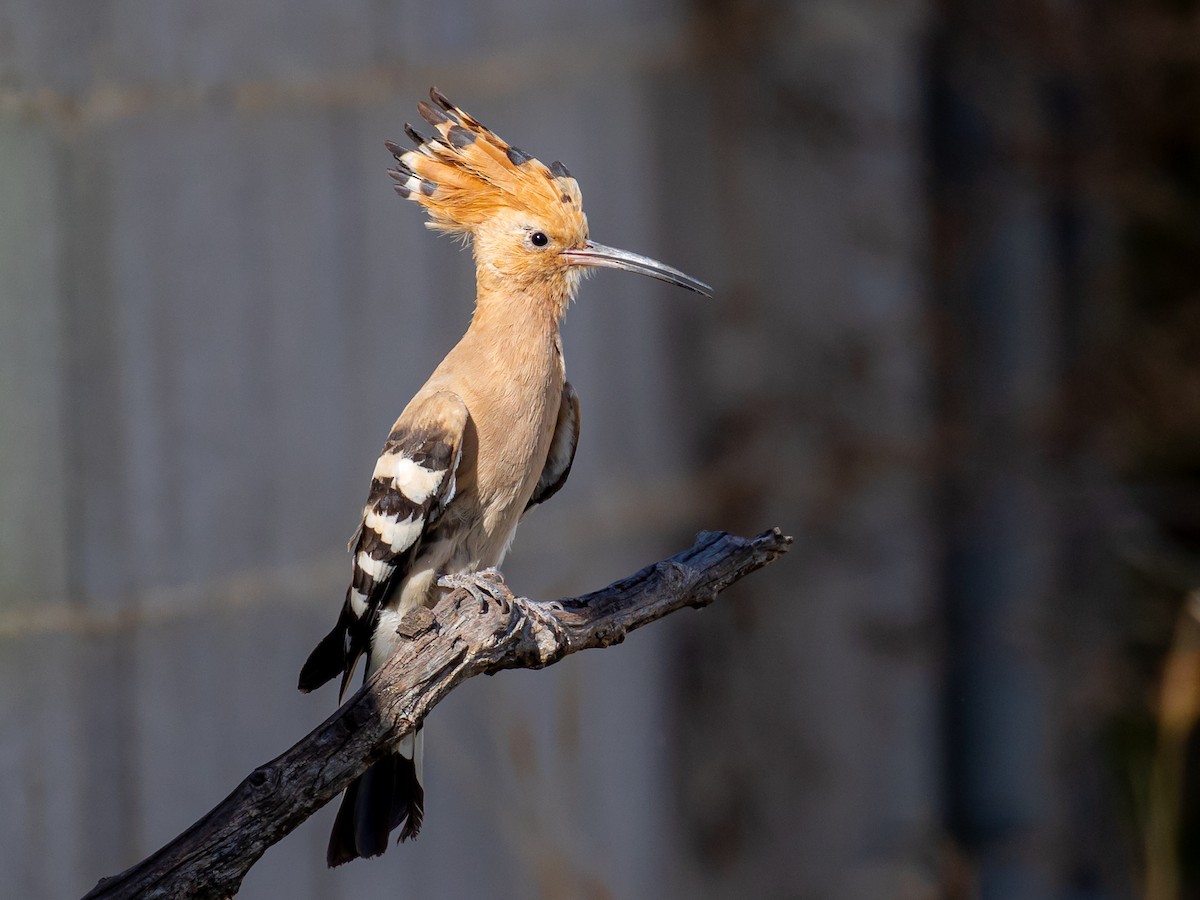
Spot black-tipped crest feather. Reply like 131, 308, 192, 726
404, 123, 428, 146
429, 86, 454, 112
385, 89, 586, 236
417, 100, 449, 127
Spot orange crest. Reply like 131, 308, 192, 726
386, 88, 585, 239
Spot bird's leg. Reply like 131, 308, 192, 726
438, 567, 512, 614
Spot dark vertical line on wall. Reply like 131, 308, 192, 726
925, 4, 1110, 896
56, 131, 127, 609
660, 0, 778, 882
324, 106, 368, 502
235, 109, 277, 567
54, 123, 142, 875
925, 15, 982, 865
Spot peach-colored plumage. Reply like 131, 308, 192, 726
299, 87, 710, 868
388, 88, 583, 236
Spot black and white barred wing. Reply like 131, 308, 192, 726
298, 390, 468, 698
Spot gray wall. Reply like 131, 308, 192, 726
2, 1, 1114, 898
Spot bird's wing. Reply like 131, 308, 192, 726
525, 381, 580, 513
298, 390, 469, 697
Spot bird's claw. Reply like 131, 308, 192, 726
439, 568, 511, 614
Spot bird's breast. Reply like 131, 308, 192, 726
474, 376, 560, 519
446, 349, 564, 568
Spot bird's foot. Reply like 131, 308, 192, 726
438, 568, 512, 614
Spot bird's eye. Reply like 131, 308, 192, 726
530, 231, 549, 247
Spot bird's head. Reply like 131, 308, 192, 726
387, 89, 711, 319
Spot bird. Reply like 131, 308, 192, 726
297, 87, 711, 867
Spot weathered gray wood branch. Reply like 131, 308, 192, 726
82, 528, 791, 900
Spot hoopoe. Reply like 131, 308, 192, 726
298, 88, 710, 867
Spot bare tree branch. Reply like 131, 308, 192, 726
82, 528, 791, 900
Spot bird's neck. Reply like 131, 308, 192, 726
468, 274, 568, 346
450, 278, 563, 387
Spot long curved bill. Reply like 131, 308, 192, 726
562, 240, 712, 297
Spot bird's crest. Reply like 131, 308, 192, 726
386, 88, 584, 237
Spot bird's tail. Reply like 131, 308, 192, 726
327, 728, 425, 867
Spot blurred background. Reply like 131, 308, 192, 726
2, 0, 1198, 898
